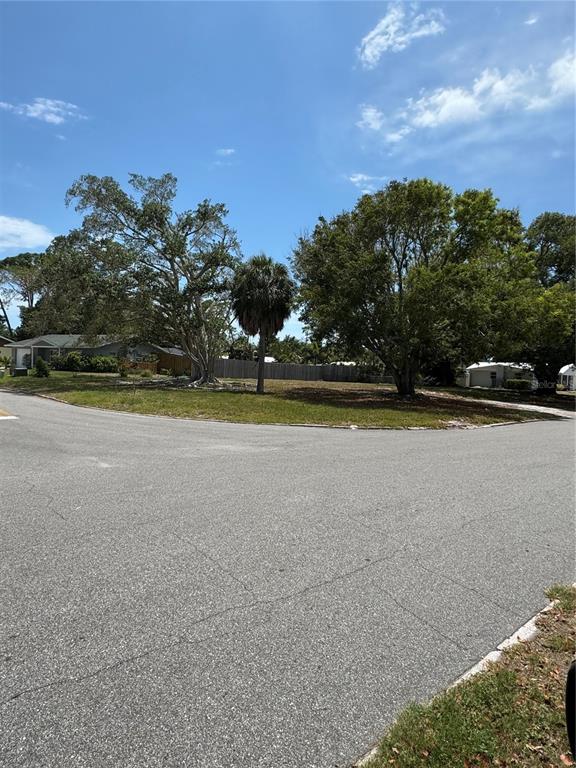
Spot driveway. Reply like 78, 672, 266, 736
1, 392, 574, 768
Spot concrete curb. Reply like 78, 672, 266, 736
0, 389, 562, 432
354, 595, 560, 767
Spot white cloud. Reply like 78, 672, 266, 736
348, 173, 387, 194
360, 51, 576, 144
524, 14, 539, 26
385, 126, 413, 143
0, 97, 86, 125
215, 148, 236, 156
547, 51, 576, 100
358, 2, 446, 69
0, 216, 54, 251
410, 86, 483, 128
357, 104, 385, 131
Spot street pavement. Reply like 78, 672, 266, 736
1, 391, 574, 767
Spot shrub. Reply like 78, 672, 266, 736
34, 357, 50, 377
51, 352, 118, 373
118, 363, 129, 378
87, 355, 118, 373
505, 378, 532, 391
139, 369, 153, 378
51, 351, 83, 371
0, 354, 11, 369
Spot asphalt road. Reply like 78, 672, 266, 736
1, 392, 574, 768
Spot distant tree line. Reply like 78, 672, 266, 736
0, 173, 573, 395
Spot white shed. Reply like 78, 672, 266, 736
463, 361, 535, 389
558, 364, 576, 391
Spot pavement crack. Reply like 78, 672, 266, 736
1, 542, 410, 707
377, 585, 472, 653
168, 531, 255, 594
410, 558, 519, 615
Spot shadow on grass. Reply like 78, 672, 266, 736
278, 385, 559, 421
1, 375, 564, 424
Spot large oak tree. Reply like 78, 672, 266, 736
66, 173, 240, 383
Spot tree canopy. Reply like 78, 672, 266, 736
230, 254, 295, 393
2, 170, 572, 395
526, 212, 575, 287
293, 178, 574, 395
66, 173, 240, 382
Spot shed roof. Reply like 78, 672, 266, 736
559, 364, 576, 375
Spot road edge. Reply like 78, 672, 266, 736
354, 594, 561, 766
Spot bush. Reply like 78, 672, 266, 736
51, 352, 118, 373
34, 357, 50, 377
139, 369, 153, 378
87, 355, 118, 373
505, 378, 532, 391
118, 363, 129, 378
0, 354, 11, 369
51, 351, 83, 371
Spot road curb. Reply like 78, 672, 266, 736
0, 389, 562, 432
353, 595, 561, 767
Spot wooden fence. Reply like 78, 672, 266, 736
159, 353, 392, 384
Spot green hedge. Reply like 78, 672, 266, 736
51, 352, 118, 373
505, 378, 532, 391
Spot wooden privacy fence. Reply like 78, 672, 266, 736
214, 358, 394, 383
159, 353, 393, 383
157, 351, 190, 375
120, 359, 158, 373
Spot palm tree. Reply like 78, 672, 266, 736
230, 254, 295, 394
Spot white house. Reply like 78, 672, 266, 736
558, 364, 576, 391
463, 361, 535, 389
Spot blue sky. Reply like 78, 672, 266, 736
1, 1, 574, 335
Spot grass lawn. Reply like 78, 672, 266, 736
0, 371, 561, 428
363, 585, 576, 768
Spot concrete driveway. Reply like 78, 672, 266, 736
1, 392, 574, 767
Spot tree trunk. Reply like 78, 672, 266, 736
181, 333, 219, 386
0, 297, 12, 337
392, 364, 416, 396
256, 333, 266, 394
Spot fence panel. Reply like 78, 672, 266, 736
160, 353, 394, 384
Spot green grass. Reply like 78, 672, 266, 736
0, 372, 560, 429
363, 585, 575, 768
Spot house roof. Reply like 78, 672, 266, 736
0, 335, 13, 344
559, 364, 576, 375
5, 336, 189, 359
151, 345, 186, 357
4, 334, 114, 349
466, 361, 533, 371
